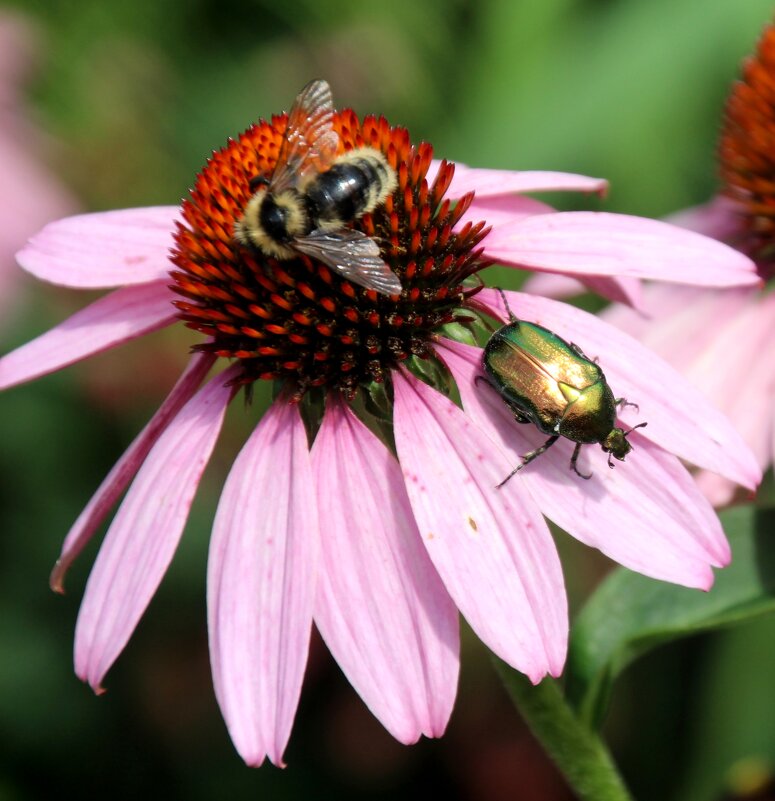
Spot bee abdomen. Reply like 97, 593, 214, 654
305, 147, 397, 230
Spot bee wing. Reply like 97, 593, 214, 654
294, 228, 403, 296
270, 79, 340, 194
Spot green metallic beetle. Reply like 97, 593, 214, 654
479, 289, 646, 486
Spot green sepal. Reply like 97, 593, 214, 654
361, 379, 393, 426
294, 385, 326, 445
565, 506, 775, 728
404, 352, 455, 396
436, 319, 480, 347
348, 379, 396, 455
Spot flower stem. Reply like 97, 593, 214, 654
493, 658, 635, 801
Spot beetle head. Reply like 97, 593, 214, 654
601, 422, 648, 468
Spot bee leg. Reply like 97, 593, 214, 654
248, 175, 271, 192
497, 435, 559, 488
615, 397, 640, 412
569, 443, 592, 480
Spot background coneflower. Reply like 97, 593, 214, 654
605, 21, 775, 507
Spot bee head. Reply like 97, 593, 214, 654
234, 190, 306, 259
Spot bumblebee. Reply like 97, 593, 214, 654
234, 79, 401, 296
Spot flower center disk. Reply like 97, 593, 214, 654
719, 23, 775, 275
170, 109, 489, 398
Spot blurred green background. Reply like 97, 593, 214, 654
0, 1, 774, 799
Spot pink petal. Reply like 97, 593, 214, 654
50, 352, 217, 593
603, 286, 773, 507
17, 206, 180, 288
457, 197, 651, 309
519, 273, 586, 299
75, 366, 237, 690
580, 276, 644, 310
522, 271, 645, 311
666, 195, 746, 240
682, 294, 775, 474
0, 280, 176, 391
460, 195, 554, 229
439, 339, 727, 589
0, 128, 77, 269
601, 284, 753, 352
428, 160, 608, 199
477, 289, 762, 492
208, 397, 318, 767
771, 396, 775, 476
392, 370, 567, 682
311, 398, 459, 743
483, 212, 760, 288
457, 195, 642, 309
767, 392, 775, 476
693, 471, 742, 509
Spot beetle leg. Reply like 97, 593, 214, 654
494, 287, 518, 323
502, 398, 531, 425
615, 397, 640, 412
497, 435, 559, 488
569, 443, 592, 480
475, 376, 531, 423
474, 374, 492, 390
568, 341, 593, 361
570, 341, 599, 363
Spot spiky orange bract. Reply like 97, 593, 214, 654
170, 109, 489, 398
719, 23, 775, 274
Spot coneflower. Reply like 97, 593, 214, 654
0, 80, 759, 766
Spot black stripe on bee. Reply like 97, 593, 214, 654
303, 148, 396, 231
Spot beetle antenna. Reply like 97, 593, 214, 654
624, 421, 648, 438
495, 287, 518, 323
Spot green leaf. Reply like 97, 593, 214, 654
674, 613, 775, 801
566, 506, 775, 728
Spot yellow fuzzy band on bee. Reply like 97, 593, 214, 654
274, 191, 308, 237
337, 147, 397, 213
